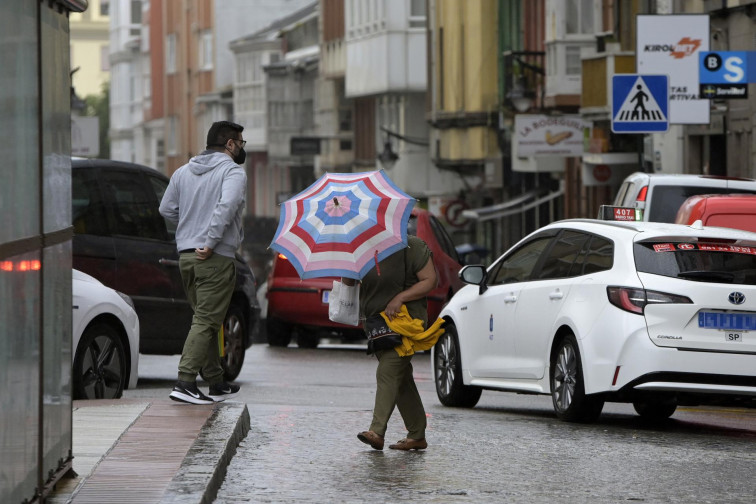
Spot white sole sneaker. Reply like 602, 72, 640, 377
169, 389, 214, 405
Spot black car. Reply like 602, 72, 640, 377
71, 158, 259, 380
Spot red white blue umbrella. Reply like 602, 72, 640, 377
270, 170, 416, 280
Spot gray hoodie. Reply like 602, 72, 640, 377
159, 151, 246, 259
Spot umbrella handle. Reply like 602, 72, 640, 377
374, 250, 380, 276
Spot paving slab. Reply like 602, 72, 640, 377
47, 399, 249, 504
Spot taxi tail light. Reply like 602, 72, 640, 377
636, 186, 648, 202
606, 287, 692, 315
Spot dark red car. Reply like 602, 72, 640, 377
265, 208, 464, 348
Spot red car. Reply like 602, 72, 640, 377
674, 193, 756, 233
265, 208, 464, 348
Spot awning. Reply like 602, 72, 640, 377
462, 189, 564, 222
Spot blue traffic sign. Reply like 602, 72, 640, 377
612, 75, 669, 133
700, 51, 747, 84
699, 51, 748, 99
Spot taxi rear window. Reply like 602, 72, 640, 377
648, 186, 756, 223
634, 241, 756, 285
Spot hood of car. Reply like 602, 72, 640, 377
73, 268, 103, 286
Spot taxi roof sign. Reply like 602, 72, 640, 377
598, 205, 644, 222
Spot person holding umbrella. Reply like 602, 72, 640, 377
351, 235, 437, 451
159, 120, 247, 405
268, 169, 436, 448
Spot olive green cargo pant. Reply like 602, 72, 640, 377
177, 252, 235, 384
369, 349, 427, 440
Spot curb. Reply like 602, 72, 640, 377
160, 401, 251, 504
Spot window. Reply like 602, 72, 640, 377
155, 139, 165, 172
536, 230, 590, 280
635, 241, 756, 285
147, 174, 175, 239
566, 0, 594, 34
580, 236, 613, 275
129, 0, 142, 36
488, 235, 554, 285
166, 33, 176, 74
131, 0, 142, 24
100, 0, 109, 16
565, 45, 581, 75
648, 186, 756, 223
72, 169, 109, 236
198, 30, 213, 71
409, 0, 426, 28
100, 45, 110, 71
101, 171, 165, 240
167, 116, 178, 155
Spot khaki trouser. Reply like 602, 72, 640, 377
369, 349, 427, 440
177, 252, 235, 384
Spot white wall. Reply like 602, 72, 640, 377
345, 0, 427, 97
217, 0, 315, 89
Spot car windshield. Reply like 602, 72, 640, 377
648, 186, 756, 222
634, 241, 756, 285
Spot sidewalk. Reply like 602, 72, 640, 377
48, 398, 249, 504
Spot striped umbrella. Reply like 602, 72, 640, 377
270, 170, 416, 280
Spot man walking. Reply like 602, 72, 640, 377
159, 121, 247, 404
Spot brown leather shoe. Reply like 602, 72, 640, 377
357, 431, 384, 450
388, 438, 428, 450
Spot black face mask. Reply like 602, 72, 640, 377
231, 147, 246, 165
223, 143, 246, 165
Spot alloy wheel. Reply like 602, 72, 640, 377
435, 332, 456, 398
552, 342, 577, 413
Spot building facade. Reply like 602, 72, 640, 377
345, 0, 461, 201
70, 0, 110, 99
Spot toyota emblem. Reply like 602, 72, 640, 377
728, 292, 746, 305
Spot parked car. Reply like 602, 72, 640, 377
675, 193, 756, 233
613, 172, 756, 223
265, 208, 464, 348
433, 218, 756, 422
73, 269, 139, 399
71, 158, 260, 380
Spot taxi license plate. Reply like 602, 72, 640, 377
322, 290, 330, 304
725, 332, 744, 342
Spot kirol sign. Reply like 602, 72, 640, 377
636, 15, 710, 124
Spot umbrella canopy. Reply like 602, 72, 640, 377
270, 170, 416, 280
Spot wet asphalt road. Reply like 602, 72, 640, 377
128, 342, 756, 503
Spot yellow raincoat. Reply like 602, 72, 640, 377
380, 304, 445, 357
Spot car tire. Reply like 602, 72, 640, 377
433, 324, 482, 408
73, 322, 127, 400
297, 331, 320, 349
633, 398, 677, 421
266, 317, 293, 347
221, 304, 246, 381
550, 334, 604, 422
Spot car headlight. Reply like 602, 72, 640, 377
116, 291, 135, 310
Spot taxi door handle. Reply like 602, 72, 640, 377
503, 294, 517, 303
549, 290, 563, 300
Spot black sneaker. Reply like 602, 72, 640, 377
208, 382, 240, 402
169, 380, 214, 405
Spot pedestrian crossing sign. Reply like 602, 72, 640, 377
611, 74, 669, 133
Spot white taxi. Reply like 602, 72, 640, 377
433, 216, 756, 422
